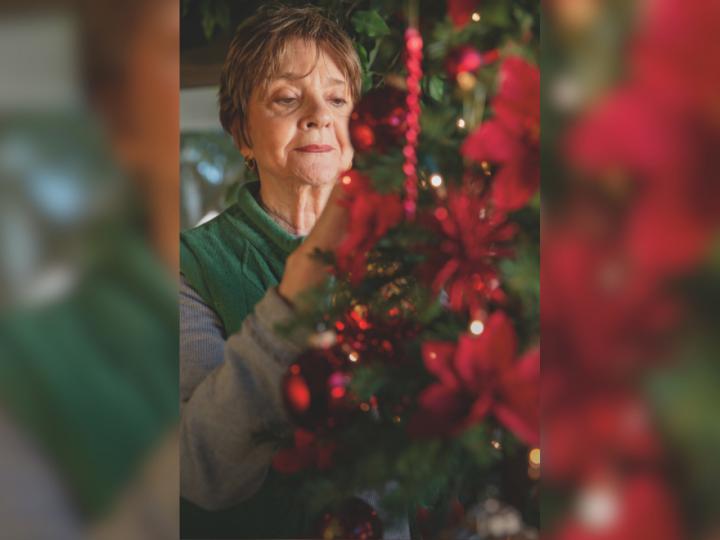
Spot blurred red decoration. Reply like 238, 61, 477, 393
447, 0, 481, 28
408, 312, 539, 445
349, 86, 408, 154
403, 27, 424, 218
335, 170, 404, 284
419, 188, 516, 315
553, 475, 684, 540
282, 348, 355, 431
544, 392, 663, 482
541, 222, 680, 379
568, 55, 720, 277
334, 309, 419, 365
315, 497, 384, 540
462, 56, 540, 210
445, 45, 500, 78
272, 428, 337, 474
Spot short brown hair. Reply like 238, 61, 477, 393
219, 4, 362, 146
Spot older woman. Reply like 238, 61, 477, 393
180, 6, 406, 539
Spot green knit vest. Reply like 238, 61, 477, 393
180, 181, 311, 538
180, 181, 303, 336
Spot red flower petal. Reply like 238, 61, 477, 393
447, 0, 481, 28
422, 341, 462, 388
493, 402, 539, 446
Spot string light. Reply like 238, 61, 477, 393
430, 173, 443, 187
348, 351, 359, 363
456, 72, 477, 91
469, 319, 485, 335
471, 12, 481, 22
341, 174, 352, 185
528, 447, 541, 479
529, 448, 541, 467
490, 439, 502, 450
456, 117, 466, 129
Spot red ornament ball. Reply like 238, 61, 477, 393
445, 45, 499, 78
349, 86, 408, 153
315, 497, 384, 540
282, 348, 354, 431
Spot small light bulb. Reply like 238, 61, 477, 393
348, 351, 359, 362
456, 118, 466, 129
471, 12, 481, 22
470, 320, 485, 335
490, 440, 502, 450
456, 72, 477, 91
342, 175, 352, 185
430, 173, 443, 187
529, 448, 541, 467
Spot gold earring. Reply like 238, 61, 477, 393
244, 155, 256, 170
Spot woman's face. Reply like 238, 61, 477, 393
241, 39, 354, 187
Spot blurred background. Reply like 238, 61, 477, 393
0, 0, 179, 538
543, 0, 720, 539
179, 0, 245, 231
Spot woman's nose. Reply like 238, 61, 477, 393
299, 98, 332, 130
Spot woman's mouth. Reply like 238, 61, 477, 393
295, 144, 334, 153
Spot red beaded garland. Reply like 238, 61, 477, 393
403, 27, 423, 219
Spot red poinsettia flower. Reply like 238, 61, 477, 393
335, 170, 404, 284
408, 312, 539, 446
419, 187, 516, 315
272, 428, 336, 474
461, 56, 540, 210
448, 0, 481, 28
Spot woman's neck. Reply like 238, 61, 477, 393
258, 178, 334, 236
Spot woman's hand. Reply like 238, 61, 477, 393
278, 182, 348, 305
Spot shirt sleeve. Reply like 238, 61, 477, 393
179, 275, 310, 510
0, 408, 82, 540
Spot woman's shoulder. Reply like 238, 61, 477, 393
181, 202, 245, 244
180, 203, 260, 267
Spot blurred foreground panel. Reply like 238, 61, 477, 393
0, 2, 179, 539
543, 0, 720, 539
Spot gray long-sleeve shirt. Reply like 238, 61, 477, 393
179, 276, 412, 538
179, 276, 307, 510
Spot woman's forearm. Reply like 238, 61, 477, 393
179, 280, 308, 510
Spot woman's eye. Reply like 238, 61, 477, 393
330, 97, 348, 106
274, 97, 296, 105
